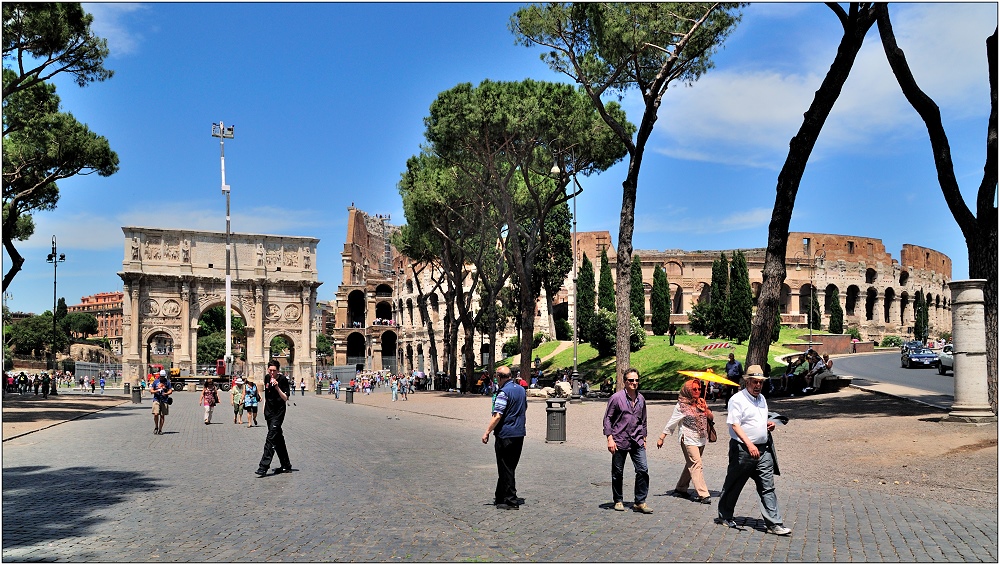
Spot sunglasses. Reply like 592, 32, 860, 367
626, 378, 639, 383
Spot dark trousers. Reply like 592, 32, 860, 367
494, 436, 524, 505
669, 334, 676, 346
258, 413, 291, 472
611, 444, 649, 504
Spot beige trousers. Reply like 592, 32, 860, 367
676, 442, 710, 498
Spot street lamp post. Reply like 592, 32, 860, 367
552, 161, 583, 393
212, 121, 235, 382
47, 235, 65, 395
794, 249, 826, 345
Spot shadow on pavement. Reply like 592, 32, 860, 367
2, 465, 166, 550
2, 400, 136, 425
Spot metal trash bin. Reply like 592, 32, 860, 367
345, 386, 354, 404
315, 382, 323, 395
124, 382, 131, 394
545, 398, 567, 443
131, 385, 142, 404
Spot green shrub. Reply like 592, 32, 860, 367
629, 314, 646, 352
502, 335, 520, 358
880, 335, 903, 347
847, 327, 862, 340
532, 332, 546, 348
555, 319, 572, 341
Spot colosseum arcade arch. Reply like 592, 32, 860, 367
119, 227, 321, 388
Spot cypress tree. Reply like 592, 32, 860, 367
708, 252, 729, 337
630, 254, 645, 326
576, 253, 596, 343
914, 291, 928, 341
598, 247, 615, 311
828, 288, 844, 334
650, 264, 671, 335
723, 250, 753, 344
808, 291, 822, 330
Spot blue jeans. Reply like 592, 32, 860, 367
611, 444, 649, 504
717, 439, 783, 527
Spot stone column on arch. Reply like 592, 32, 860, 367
250, 282, 265, 378
299, 284, 316, 389
122, 280, 143, 387
179, 280, 193, 373
944, 280, 995, 422
887, 292, 900, 329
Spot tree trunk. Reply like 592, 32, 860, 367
747, 4, 877, 368
545, 287, 557, 340
876, 7, 997, 412
2, 211, 26, 292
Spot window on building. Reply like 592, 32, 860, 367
847, 241, 854, 254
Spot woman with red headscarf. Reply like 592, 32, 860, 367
656, 379, 714, 504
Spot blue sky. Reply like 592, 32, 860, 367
4, 2, 996, 315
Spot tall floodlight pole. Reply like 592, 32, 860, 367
47, 235, 65, 394
571, 174, 581, 382
212, 121, 235, 380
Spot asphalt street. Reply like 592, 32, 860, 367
3, 387, 997, 562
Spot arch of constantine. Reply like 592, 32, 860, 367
118, 227, 321, 387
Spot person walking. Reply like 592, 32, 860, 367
90, 375, 96, 394
657, 379, 714, 504
481, 366, 527, 510
201, 379, 220, 424
390, 376, 399, 402
151, 370, 173, 435
603, 368, 653, 514
255, 360, 292, 477
668, 323, 677, 346
41, 373, 50, 399
715, 365, 791, 535
231, 378, 246, 425
332, 376, 340, 399
244, 379, 260, 427
299, 378, 306, 396
99, 376, 106, 394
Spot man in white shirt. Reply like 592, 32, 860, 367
715, 365, 791, 536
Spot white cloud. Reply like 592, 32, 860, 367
83, 3, 148, 56
636, 207, 772, 235
20, 203, 329, 251
642, 3, 995, 168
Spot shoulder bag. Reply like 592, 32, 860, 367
707, 416, 718, 443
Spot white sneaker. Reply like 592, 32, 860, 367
767, 525, 792, 536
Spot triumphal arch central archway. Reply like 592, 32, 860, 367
118, 227, 321, 386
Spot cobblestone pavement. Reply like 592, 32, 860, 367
3, 386, 996, 562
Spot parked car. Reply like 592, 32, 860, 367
937, 344, 954, 375
901, 347, 939, 368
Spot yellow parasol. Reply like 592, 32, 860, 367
677, 369, 740, 387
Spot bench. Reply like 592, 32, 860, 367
819, 375, 853, 393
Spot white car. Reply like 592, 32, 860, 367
937, 345, 954, 375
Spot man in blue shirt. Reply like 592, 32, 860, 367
481, 366, 527, 510
151, 370, 173, 435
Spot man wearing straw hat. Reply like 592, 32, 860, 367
715, 364, 791, 536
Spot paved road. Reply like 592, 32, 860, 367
835, 352, 955, 409
3, 388, 996, 562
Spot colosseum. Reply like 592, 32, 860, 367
329, 206, 951, 378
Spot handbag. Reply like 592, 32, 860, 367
707, 417, 718, 443
165, 395, 173, 405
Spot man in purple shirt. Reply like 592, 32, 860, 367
603, 368, 652, 513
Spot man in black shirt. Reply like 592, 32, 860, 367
255, 360, 293, 477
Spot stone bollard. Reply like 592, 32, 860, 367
944, 279, 996, 423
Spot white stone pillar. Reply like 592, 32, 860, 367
945, 280, 995, 422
